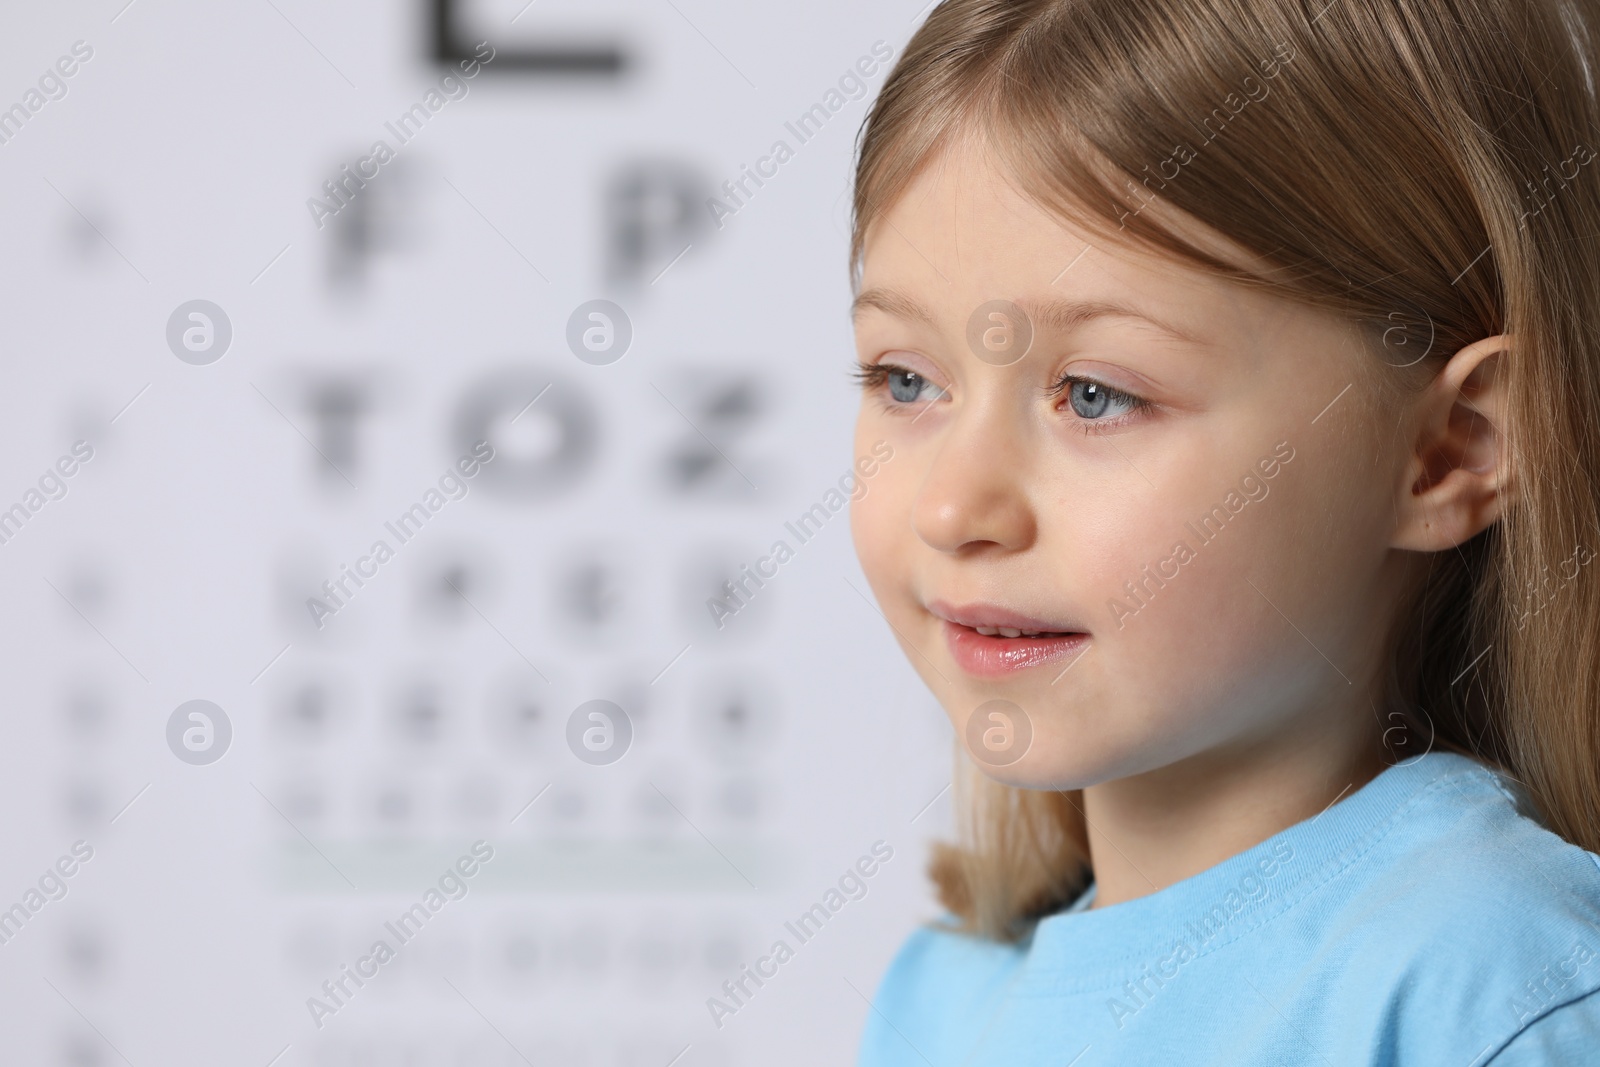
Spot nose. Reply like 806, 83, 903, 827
910, 413, 1037, 555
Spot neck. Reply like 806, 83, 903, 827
1081, 696, 1388, 910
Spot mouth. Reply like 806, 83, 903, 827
927, 600, 1091, 678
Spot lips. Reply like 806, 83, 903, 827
927, 600, 1090, 678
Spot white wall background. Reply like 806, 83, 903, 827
0, 1, 957, 1063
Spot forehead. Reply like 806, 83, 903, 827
855, 144, 1247, 339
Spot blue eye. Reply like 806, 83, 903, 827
887, 369, 944, 403
851, 361, 949, 409
1065, 378, 1139, 420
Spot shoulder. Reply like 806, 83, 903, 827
1316, 754, 1600, 1057
857, 916, 1024, 1066
1345, 755, 1600, 937
1484, 986, 1600, 1065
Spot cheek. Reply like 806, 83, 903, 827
1038, 442, 1317, 758
1109, 528, 1303, 724
1082, 435, 1391, 755
850, 427, 914, 590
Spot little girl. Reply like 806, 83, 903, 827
847, 0, 1600, 1063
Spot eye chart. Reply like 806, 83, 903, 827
0, 1, 954, 1064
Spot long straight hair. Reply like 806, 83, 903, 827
851, 0, 1600, 942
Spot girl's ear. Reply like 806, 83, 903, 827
1391, 333, 1514, 552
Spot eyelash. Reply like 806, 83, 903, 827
850, 361, 943, 414
1048, 373, 1150, 435
852, 360, 1151, 434
849, 361, 889, 389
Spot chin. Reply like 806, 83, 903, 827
949, 713, 1112, 790
948, 701, 1195, 792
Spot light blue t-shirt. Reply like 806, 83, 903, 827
858, 752, 1600, 1065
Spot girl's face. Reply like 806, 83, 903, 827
851, 143, 1416, 790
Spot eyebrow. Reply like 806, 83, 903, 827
850, 286, 1202, 345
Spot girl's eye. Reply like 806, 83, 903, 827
888, 368, 941, 403
1059, 376, 1144, 423
852, 361, 948, 405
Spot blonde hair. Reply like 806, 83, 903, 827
851, 0, 1600, 942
